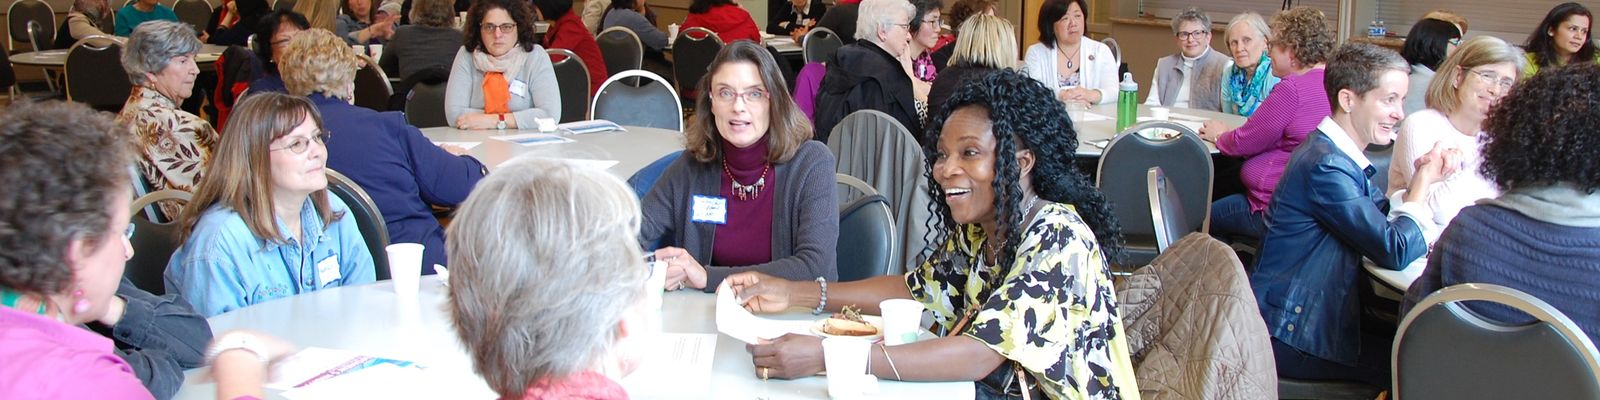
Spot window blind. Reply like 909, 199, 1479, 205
1376, 0, 1570, 43
1138, 0, 1341, 26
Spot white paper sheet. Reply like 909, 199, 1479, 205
265, 347, 424, 391
490, 133, 575, 146
620, 333, 718, 398
715, 281, 813, 344
432, 141, 481, 151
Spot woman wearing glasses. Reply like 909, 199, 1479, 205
1144, 7, 1229, 111
640, 41, 838, 293
445, 0, 561, 130
1388, 36, 1524, 229
166, 93, 376, 317
812, 0, 920, 142
1023, 0, 1118, 105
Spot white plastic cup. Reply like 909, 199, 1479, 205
386, 243, 424, 297
1150, 106, 1171, 121
668, 23, 680, 43
1065, 101, 1090, 122
879, 299, 925, 346
368, 44, 384, 61
822, 337, 872, 399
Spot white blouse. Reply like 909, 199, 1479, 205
1022, 37, 1120, 105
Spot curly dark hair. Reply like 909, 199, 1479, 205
921, 69, 1123, 277
1480, 63, 1600, 194
1400, 18, 1461, 71
1525, 2, 1598, 70
1270, 6, 1335, 67
0, 101, 132, 295
1035, 0, 1086, 48
463, 0, 539, 53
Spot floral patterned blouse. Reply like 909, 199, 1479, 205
906, 202, 1140, 400
117, 86, 219, 217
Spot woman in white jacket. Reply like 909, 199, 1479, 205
1023, 0, 1118, 104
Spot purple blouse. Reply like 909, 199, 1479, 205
1217, 68, 1329, 213
712, 136, 776, 266
0, 306, 153, 399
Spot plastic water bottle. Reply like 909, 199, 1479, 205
1376, 20, 1387, 37
1117, 72, 1139, 132
1368, 21, 1380, 37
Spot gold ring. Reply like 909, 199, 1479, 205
760, 367, 770, 380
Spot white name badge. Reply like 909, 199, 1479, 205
509, 79, 529, 98
316, 254, 342, 287
691, 195, 728, 225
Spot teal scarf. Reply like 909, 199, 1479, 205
1224, 55, 1274, 116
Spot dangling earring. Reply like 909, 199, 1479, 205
71, 289, 91, 314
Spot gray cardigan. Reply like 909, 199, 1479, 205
444, 46, 562, 128
640, 141, 840, 291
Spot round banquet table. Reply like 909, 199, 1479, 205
420, 125, 685, 179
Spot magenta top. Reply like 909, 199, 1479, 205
0, 306, 153, 399
712, 136, 776, 266
1217, 68, 1330, 213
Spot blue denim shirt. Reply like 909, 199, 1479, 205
164, 196, 375, 317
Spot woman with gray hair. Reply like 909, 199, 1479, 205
447, 157, 655, 399
280, 28, 486, 272
1143, 6, 1230, 111
811, 0, 920, 142
1219, 12, 1279, 116
115, 20, 219, 219
54, 0, 112, 49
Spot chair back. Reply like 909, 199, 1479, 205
125, 190, 192, 295
353, 54, 394, 111
802, 27, 843, 64
836, 174, 895, 282
325, 169, 392, 280
404, 80, 449, 128
591, 69, 681, 131
1146, 167, 1194, 253
671, 27, 723, 99
26, 20, 51, 51
7, 0, 54, 51
548, 48, 591, 123
627, 150, 683, 198
171, 0, 214, 33
65, 36, 133, 112
1393, 283, 1600, 400
1102, 37, 1122, 64
1096, 120, 1212, 265
595, 27, 643, 84
827, 109, 931, 274
1365, 143, 1394, 193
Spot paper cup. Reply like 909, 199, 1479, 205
386, 243, 424, 297
822, 337, 872, 399
879, 299, 925, 346
1150, 106, 1171, 121
368, 44, 384, 61
668, 23, 680, 42
1065, 101, 1090, 122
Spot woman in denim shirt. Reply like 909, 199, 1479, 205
165, 93, 375, 317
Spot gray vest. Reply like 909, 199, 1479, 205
1155, 49, 1230, 111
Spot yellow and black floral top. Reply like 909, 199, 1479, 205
116, 86, 218, 217
906, 202, 1140, 400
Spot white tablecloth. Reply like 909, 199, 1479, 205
171, 278, 974, 399
1073, 104, 1248, 157
421, 125, 684, 179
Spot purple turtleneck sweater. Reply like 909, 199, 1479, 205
712, 136, 776, 266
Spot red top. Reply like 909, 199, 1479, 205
543, 11, 609, 96
514, 370, 628, 400
682, 4, 761, 44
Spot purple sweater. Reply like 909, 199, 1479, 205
1217, 68, 1328, 213
713, 136, 776, 266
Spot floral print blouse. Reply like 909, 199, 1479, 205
907, 202, 1139, 400
117, 86, 218, 217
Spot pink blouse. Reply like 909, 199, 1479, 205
0, 306, 153, 399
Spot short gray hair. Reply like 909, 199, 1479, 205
121, 20, 201, 86
1171, 7, 1211, 34
446, 157, 649, 399
856, 0, 915, 42
1227, 12, 1271, 42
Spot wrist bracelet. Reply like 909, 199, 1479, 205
812, 276, 827, 315
880, 343, 902, 381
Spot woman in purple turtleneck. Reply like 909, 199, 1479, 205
639, 41, 839, 292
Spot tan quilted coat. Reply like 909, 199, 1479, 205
1116, 233, 1279, 399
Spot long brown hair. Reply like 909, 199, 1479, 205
176, 93, 343, 244
683, 41, 812, 164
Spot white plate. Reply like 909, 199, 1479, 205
810, 315, 884, 341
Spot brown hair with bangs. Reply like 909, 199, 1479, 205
176, 93, 344, 244
683, 41, 812, 164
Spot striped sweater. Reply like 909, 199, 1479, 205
1217, 67, 1329, 213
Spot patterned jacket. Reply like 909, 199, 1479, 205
117, 86, 219, 217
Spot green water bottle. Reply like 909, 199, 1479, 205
1117, 72, 1139, 132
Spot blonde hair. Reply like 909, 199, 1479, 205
280, 28, 363, 99
446, 157, 647, 398
1422, 10, 1469, 34
292, 0, 339, 32
1426, 36, 1527, 114
948, 15, 1016, 69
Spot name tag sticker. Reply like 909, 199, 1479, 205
510, 79, 529, 98
316, 255, 341, 287
691, 195, 728, 225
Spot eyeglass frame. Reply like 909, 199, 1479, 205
1464, 67, 1515, 91
1176, 29, 1210, 40
711, 87, 771, 105
270, 130, 332, 154
480, 22, 518, 34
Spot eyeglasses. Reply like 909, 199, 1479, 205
1448, 37, 1462, 46
1176, 30, 1209, 40
480, 22, 517, 33
891, 22, 912, 31
271, 131, 331, 154
125, 222, 136, 240
1465, 68, 1515, 91
919, 17, 942, 27
712, 88, 769, 104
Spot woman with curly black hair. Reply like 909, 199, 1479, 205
726, 70, 1137, 399
1402, 63, 1600, 344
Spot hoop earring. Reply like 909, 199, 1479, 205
71, 289, 91, 314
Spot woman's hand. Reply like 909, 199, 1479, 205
725, 271, 800, 313
455, 113, 501, 129
747, 334, 825, 379
1403, 143, 1461, 204
654, 247, 707, 290
1199, 120, 1229, 142
1059, 87, 1098, 104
